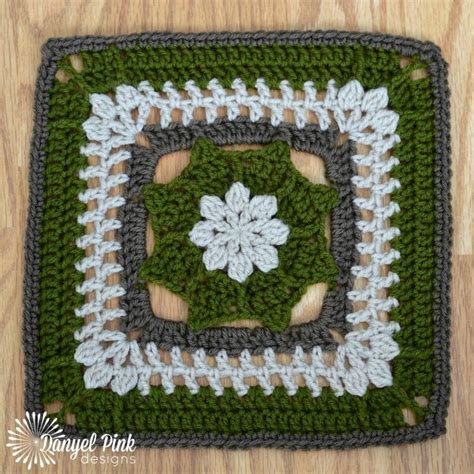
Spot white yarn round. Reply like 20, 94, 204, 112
189, 182, 289, 283
74, 78, 402, 397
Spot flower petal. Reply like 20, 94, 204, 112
115, 84, 142, 109
369, 110, 399, 135
366, 358, 393, 387
225, 182, 250, 214
260, 219, 290, 245
238, 207, 252, 225
83, 116, 111, 141
249, 195, 277, 220
337, 80, 364, 110
369, 334, 400, 361
74, 339, 104, 366
211, 231, 233, 247
227, 252, 253, 283
251, 245, 279, 273
202, 245, 228, 271
110, 366, 138, 396
343, 367, 369, 396
84, 362, 113, 389
189, 220, 216, 247
90, 93, 117, 120
226, 238, 240, 257
200, 195, 226, 221
361, 87, 389, 112
243, 227, 265, 247
224, 206, 239, 227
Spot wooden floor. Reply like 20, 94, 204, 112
0, 1, 472, 473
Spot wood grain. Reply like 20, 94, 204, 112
0, 0, 472, 473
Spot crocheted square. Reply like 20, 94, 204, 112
23, 31, 451, 449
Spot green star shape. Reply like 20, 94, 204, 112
139, 138, 339, 332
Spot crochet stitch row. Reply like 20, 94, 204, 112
75, 78, 402, 397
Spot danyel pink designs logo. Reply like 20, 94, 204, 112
6, 412, 64, 470
6, 411, 137, 468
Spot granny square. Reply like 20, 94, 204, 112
23, 31, 451, 449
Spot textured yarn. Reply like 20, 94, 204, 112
189, 181, 290, 282
22, 31, 451, 449
75, 77, 401, 398
140, 139, 337, 331
120, 119, 357, 356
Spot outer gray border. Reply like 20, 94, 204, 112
23, 30, 451, 449
120, 119, 358, 355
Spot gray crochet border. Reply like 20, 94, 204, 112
23, 30, 451, 449
119, 119, 357, 355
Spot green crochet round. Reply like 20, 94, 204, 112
139, 139, 339, 331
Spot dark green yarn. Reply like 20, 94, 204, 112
57, 386, 422, 435
59, 43, 403, 94
140, 139, 338, 331
38, 41, 437, 435
389, 73, 437, 399
39, 78, 89, 403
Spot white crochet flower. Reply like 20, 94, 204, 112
189, 182, 290, 283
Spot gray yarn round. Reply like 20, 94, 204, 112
118, 119, 358, 355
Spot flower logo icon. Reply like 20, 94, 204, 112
6, 412, 64, 470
